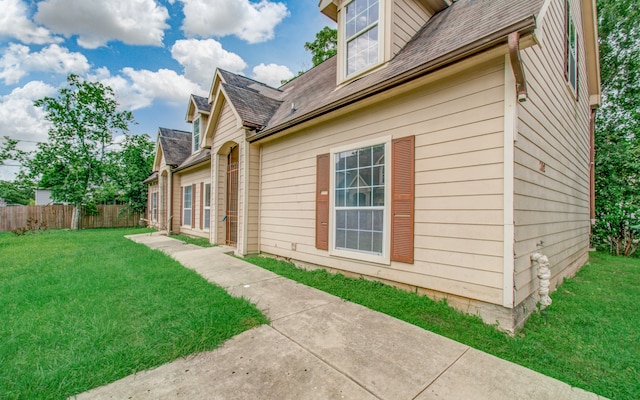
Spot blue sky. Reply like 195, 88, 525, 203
0, 0, 335, 179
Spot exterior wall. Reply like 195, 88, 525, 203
174, 164, 210, 238
513, 0, 591, 306
390, 0, 431, 57
259, 57, 507, 307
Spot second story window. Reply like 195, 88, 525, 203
345, 0, 379, 77
566, 1, 578, 96
193, 117, 200, 152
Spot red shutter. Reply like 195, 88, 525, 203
391, 136, 415, 263
316, 153, 330, 250
191, 183, 196, 228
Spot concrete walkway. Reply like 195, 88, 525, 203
76, 233, 604, 400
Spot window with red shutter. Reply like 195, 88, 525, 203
316, 136, 415, 264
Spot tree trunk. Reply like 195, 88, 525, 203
71, 205, 81, 230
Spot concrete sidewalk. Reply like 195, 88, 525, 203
75, 233, 604, 400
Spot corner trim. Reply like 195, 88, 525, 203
503, 55, 517, 308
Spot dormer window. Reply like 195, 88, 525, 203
192, 117, 200, 152
345, 0, 380, 77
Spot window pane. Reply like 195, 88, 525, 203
204, 183, 211, 206
346, 169, 357, 188
346, 230, 359, 249
346, 210, 358, 229
336, 210, 346, 228
346, 188, 358, 206
372, 165, 384, 185
372, 232, 383, 253
345, 151, 357, 169
359, 231, 373, 252
336, 229, 346, 248
358, 147, 371, 167
336, 171, 346, 189
360, 167, 372, 186
359, 210, 372, 230
336, 189, 346, 207
184, 210, 192, 226
204, 209, 210, 229
373, 210, 383, 231
372, 187, 384, 206
372, 145, 384, 164
358, 187, 371, 206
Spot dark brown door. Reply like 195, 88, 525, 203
226, 146, 239, 246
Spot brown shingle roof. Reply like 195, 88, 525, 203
252, 0, 543, 140
192, 94, 211, 113
174, 149, 211, 173
158, 127, 192, 167
221, 83, 283, 128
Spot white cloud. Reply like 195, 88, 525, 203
0, 0, 60, 44
0, 43, 91, 85
171, 39, 247, 88
34, 0, 169, 48
0, 81, 56, 156
252, 63, 293, 87
180, 0, 289, 44
116, 68, 205, 110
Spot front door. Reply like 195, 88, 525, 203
226, 146, 239, 246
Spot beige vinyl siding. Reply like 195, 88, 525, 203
246, 142, 261, 253
391, 0, 431, 56
175, 165, 210, 238
260, 57, 506, 304
513, 0, 591, 304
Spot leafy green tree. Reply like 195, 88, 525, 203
29, 74, 134, 229
104, 134, 155, 213
304, 26, 337, 67
593, 0, 640, 256
0, 180, 33, 205
0, 136, 26, 166
281, 26, 337, 85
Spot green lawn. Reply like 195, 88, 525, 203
0, 228, 267, 400
244, 252, 639, 400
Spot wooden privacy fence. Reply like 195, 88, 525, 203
0, 205, 141, 232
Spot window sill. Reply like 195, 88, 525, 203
330, 247, 390, 266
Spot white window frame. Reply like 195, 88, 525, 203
342, 0, 383, 79
183, 186, 192, 227
329, 136, 391, 265
151, 192, 158, 222
192, 117, 200, 153
566, 2, 578, 95
203, 182, 211, 230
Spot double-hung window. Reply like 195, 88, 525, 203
566, 1, 578, 95
203, 183, 211, 230
193, 117, 200, 152
334, 142, 387, 259
183, 186, 192, 226
345, 0, 380, 77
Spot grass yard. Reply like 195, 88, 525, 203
169, 233, 216, 247
244, 252, 639, 400
0, 228, 267, 400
